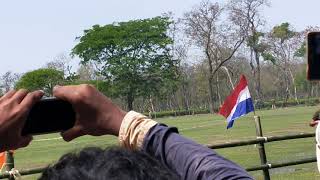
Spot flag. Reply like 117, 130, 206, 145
218, 75, 254, 129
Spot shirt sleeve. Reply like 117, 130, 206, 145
142, 124, 253, 180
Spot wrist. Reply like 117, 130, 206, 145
118, 111, 157, 150
109, 108, 127, 136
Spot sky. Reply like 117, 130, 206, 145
0, 0, 319, 74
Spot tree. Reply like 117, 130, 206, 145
229, 0, 269, 100
15, 68, 65, 96
45, 53, 79, 82
72, 16, 179, 110
262, 23, 302, 105
0, 71, 20, 93
294, 64, 312, 97
294, 26, 320, 98
295, 26, 320, 58
77, 64, 96, 81
183, 0, 247, 112
45, 53, 73, 74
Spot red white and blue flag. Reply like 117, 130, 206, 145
218, 75, 254, 129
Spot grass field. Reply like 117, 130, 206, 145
6, 106, 320, 179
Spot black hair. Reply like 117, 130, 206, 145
39, 146, 179, 180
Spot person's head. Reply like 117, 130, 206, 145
39, 146, 179, 180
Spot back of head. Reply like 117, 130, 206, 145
39, 147, 178, 180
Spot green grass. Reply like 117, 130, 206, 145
8, 106, 320, 179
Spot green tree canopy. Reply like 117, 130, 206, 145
15, 68, 64, 96
271, 22, 297, 43
72, 16, 179, 110
294, 42, 306, 57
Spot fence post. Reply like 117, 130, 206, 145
254, 116, 271, 180
5, 151, 14, 180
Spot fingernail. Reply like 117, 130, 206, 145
35, 90, 44, 95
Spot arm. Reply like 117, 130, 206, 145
116, 110, 252, 179
52, 85, 252, 179
143, 124, 253, 180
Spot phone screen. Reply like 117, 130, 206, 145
21, 98, 76, 136
307, 32, 320, 80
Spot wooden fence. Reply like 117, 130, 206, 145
0, 116, 317, 179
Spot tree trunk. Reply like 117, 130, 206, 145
282, 70, 291, 107
127, 92, 134, 111
249, 50, 258, 100
252, 48, 262, 101
311, 84, 315, 97
149, 95, 156, 118
166, 97, 170, 111
208, 75, 215, 113
255, 50, 262, 99
169, 94, 174, 111
181, 83, 190, 111
149, 95, 155, 112
222, 66, 234, 89
288, 68, 299, 104
216, 72, 222, 107
206, 47, 216, 113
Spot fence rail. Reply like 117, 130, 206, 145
207, 131, 316, 177
0, 167, 44, 179
246, 157, 317, 172
208, 132, 315, 149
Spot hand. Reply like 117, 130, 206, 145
0, 90, 44, 152
310, 119, 319, 127
53, 84, 127, 142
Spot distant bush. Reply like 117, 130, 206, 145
144, 109, 211, 118
143, 98, 320, 118
256, 98, 320, 109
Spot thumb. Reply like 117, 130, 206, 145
61, 125, 85, 142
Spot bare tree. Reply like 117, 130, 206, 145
0, 71, 20, 93
229, 0, 270, 101
183, 0, 247, 112
77, 63, 97, 81
45, 53, 73, 76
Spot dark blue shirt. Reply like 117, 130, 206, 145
142, 124, 253, 180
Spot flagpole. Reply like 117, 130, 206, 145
253, 107, 270, 180
248, 81, 270, 179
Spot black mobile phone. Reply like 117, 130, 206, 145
307, 32, 320, 80
21, 98, 76, 136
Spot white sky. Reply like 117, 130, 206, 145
0, 0, 319, 74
